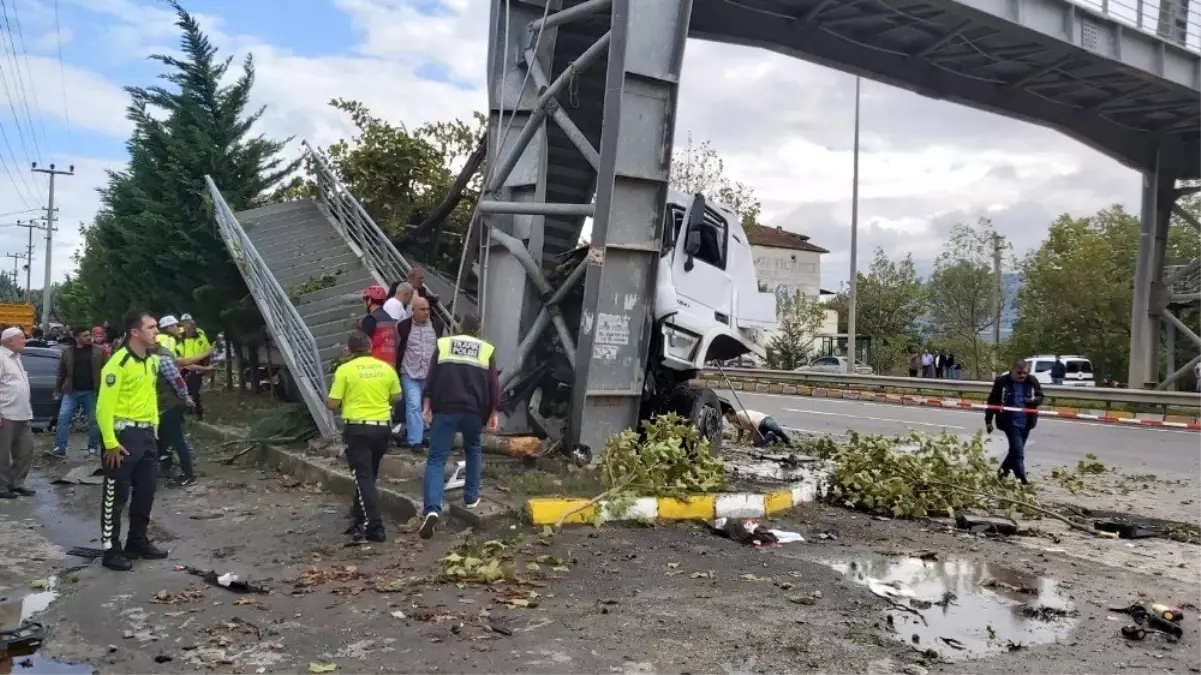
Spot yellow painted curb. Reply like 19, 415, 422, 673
525, 482, 823, 526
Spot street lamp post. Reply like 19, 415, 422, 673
846, 76, 861, 373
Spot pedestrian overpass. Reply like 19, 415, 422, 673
206, 0, 1200, 442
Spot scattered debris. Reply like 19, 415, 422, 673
181, 567, 270, 594
709, 518, 803, 546
309, 662, 338, 673
52, 466, 106, 485
150, 587, 206, 604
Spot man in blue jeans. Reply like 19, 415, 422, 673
52, 326, 106, 456
985, 359, 1044, 486
394, 296, 440, 452
418, 313, 499, 539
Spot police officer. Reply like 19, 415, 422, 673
153, 316, 204, 482
418, 313, 499, 539
326, 330, 402, 543
96, 310, 174, 571
178, 314, 214, 420
359, 285, 398, 368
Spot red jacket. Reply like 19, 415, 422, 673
361, 308, 398, 367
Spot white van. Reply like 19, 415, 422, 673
1025, 355, 1095, 387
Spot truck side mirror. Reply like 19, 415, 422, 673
682, 193, 706, 268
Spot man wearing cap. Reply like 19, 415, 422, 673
359, 285, 398, 367
151, 315, 201, 485
178, 314, 214, 421
0, 327, 35, 499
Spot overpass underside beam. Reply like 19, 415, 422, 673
1128, 161, 1201, 390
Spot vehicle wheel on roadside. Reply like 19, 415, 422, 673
680, 385, 723, 453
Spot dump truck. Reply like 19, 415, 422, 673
0, 302, 36, 333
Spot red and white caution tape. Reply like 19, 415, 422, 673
851, 392, 1201, 431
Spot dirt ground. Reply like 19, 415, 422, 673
0, 394, 1198, 674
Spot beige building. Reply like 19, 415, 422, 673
748, 225, 837, 358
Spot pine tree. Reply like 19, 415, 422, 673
76, 1, 296, 335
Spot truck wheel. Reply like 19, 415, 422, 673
684, 386, 723, 453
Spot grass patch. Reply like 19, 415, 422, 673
197, 387, 289, 429
484, 461, 605, 499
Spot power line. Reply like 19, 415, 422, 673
0, 0, 47, 160
0, 0, 46, 187
0, 120, 37, 206
52, 0, 70, 146
31, 160, 72, 332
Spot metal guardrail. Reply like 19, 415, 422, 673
702, 367, 1201, 412
204, 175, 338, 439
1072, 0, 1201, 53
302, 141, 457, 332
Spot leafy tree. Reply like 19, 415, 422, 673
73, 1, 296, 338
1008, 201, 1200, 383
926, 218, 1010, 379
320, 99, 484, 275
0, 271, 21, 302
670, 132, 761, 228
765, 291, 828, 370
827, 248, 926, 375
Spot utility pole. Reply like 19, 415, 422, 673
846, 76, 861, 373
992, 233, 1004, 372
31, 162, 74, 331
4, 252, 27, 292
16, 218, 46, 296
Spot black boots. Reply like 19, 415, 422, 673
102, 549, 133, 572
125, 539, 169, 560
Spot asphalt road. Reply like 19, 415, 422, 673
717, 389, 1201, 479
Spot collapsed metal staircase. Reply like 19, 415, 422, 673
205, 143, 470, 438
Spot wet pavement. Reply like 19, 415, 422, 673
0, 430, 1198, 674
826, 554, 1076, 660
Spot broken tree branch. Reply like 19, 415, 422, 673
924, 479, 1094, 534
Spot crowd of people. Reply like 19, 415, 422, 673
0, 264, 503, 570
908, 349, 960, 379
343, 268, 500, 543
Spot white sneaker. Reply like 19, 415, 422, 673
419, 512, 439, 539
465, 498, 481, 510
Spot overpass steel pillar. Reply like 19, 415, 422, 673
479, 0, 563, 432
567, 0, 693, 454
1128, 156, 1197, 389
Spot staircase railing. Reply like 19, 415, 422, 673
1166, 259, 1201, 299
204, 175, 338, 439
302, 141, 457, 332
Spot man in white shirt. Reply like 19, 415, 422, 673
383, 282, 414, 322
724, 407, 791, 447
0, 327, 35, 498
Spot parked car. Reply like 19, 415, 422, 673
22, 346, 61, 431
795, 355, 874, 375
1025, 354, 1096, 387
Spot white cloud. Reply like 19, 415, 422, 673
3, 0, 1144, 292
0, 155, 124, 287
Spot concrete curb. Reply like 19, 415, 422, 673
190, 421, 487, 528
526, 482, 821, 526
702, 377, 1201, 430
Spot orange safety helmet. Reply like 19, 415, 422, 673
361, 284, 388, 303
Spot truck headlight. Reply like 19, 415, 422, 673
662, 325, 699, 360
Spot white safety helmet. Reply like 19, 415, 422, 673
159, 315, 180, 329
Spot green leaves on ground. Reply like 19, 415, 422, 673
809, 431, 1039, 519
438, 539, 516, 584
600, 413, 725, 499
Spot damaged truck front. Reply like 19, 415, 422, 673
501, 191, 778, 452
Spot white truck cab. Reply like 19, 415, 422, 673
654, 191, 777, 372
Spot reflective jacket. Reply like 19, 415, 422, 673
424, 334, 500, 421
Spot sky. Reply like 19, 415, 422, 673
0, 0, 1153, 293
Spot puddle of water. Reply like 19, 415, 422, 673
0, 577, 59, 633
0, 577, 95, 674
826, 555, 1076, 660
1, 652, 95, 675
